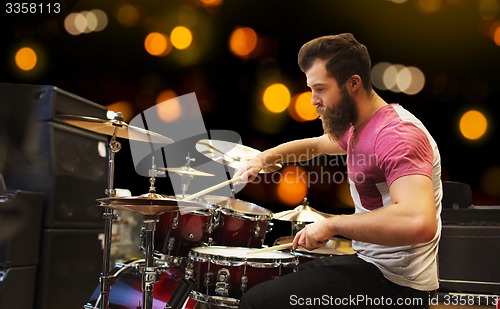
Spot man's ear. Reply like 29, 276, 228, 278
347, 74, 362, 95
350, 74, 361, 89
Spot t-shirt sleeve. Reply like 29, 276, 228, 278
375, 122, 433, 187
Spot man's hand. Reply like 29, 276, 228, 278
292, 218, 334, 251
234, 157, 265, 184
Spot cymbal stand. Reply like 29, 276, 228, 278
180, 154, 195, 198
141, 214, 160, 309
140, 159, 161, 309
99, 113, 123, 309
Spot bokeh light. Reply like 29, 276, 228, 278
199, 0, 223, 7
144, 32, 171, 56
116, 3, 141, 27
262, 83, 291, 113
289, 92, 318, 122
156, 89, 178, 103
493, 25, 500, 46
417, 0, 443, 14
64, 10, 108, 35
372, 62, 425, 95
170, 26, 193, 50
481, 166, 500, 197
459, 110, 488, 140
276, 166, 308, 206
15, 47, 37, 71
106, 101, 135, 122
397, 66, 426, 95
371, 62, 392, 91
157, 97, 182, 122
229, 27, 258, 58
336, 181, 354, 207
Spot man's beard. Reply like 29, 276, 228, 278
318, 87, 358, 140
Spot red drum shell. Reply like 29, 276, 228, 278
155, 209, 214, 259
202, 195, 272, 248
188, 246, 297, 307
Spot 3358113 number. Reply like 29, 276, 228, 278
5, 3, 61, 14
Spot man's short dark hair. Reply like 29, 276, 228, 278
298, 33, 372, 92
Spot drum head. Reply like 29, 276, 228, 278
275, 236, 355, 256
202, 195, 272, 219
190, 246, 296, 265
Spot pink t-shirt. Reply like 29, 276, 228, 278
338, 104, 442, 291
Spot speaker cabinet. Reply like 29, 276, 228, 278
0, 83, 107, 121
35, 228, 103, 309
5, 121, 108, 228
0, 191, 43, 267
0, 265, 37, 309
438, 224, 500, 294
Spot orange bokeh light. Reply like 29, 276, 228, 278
144, 32, 171, 56
276, 166, 308, 206
229, 27, 258, 58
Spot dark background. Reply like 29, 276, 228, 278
2, 0, 500, 218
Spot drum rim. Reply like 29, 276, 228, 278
189, 290, 239, 308
189, 246, 298, 267
202, 195, 273, 220
274, 236, 354, 257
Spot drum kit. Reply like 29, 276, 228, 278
56, 112, 354, 309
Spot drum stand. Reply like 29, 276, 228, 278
180, 154, 195, 198
138, 158, 165, 309
99, 121, 122, 309
141, 214, 160, 309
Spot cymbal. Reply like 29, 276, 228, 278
273, 204, 333, 222
97, 193, 207, 215
195, 139, 282, 173
57, 114, 174, 144
161, 166, 214, 177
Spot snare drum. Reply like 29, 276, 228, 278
154, 209, 215, 263
202, 195, 272, 248
187, 246, 298, 308
85, 260, 197, 309
274, 235, 355, 263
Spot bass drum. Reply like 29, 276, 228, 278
85, 259, 197, 309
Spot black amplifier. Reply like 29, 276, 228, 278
438, 207, 500, 294
0, 82, 107, 121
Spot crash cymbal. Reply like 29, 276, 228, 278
195, 139, 282, 173
161, 166, 214, 177
97, 193, 207, 215
57, 114, 174, 144
273, 199, 333, 222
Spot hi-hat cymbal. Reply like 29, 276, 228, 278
57, 114, 174, 144
273, 201, 333, 222
161, 166, 214, 177
97, 193, 207, 215
195, 139, 282, 173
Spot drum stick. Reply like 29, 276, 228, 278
247, 243, 294, 254
183, 177, 240, 201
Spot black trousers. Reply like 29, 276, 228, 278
238, 255, 430, 309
